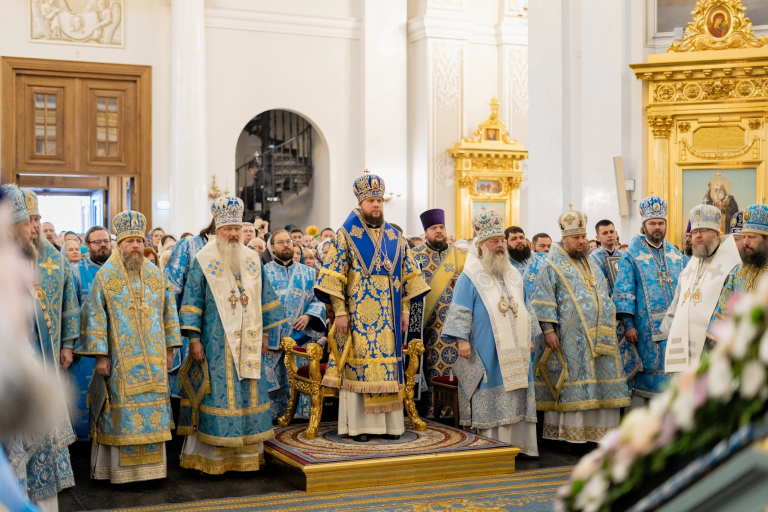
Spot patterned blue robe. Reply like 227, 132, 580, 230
613, 235, 684, 398
531, 243, 631, 413
442, 274, 539, 456
178, 257, 285, 454
705, 264, 768, 347
164, 235, 208, 396
510, 252, 546, 305
70, 255, 103, 440
75, 254, 181, 458
589, 247, 621, 296
264, 261, 326, 420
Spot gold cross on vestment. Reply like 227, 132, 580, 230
39, 257, 60, 276
228, 292, 238, 314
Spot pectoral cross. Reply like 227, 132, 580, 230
228, 290, 238, 314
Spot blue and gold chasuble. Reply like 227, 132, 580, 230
264, 261, 326, 420
24, 290, 76, 502
35, 240, 80, 355
71, 255, 103, 440
76, 253, 181, 458
707, 263, 768, 343
315, 210, 430, 413
532, 243, 631, 412
613, 235, 684, 397
410, 243, 466, 415
510, 252, 546, 305
177, 251, 285, 466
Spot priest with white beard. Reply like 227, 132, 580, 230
442, 210, 538, 456
178, 197, 286, 474
662, 204, 741, 372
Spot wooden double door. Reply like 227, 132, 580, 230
1, 57, 151, 229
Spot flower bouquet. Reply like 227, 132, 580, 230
306, 225, 319, 238
559, 279, 768, 512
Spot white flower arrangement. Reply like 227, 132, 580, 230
558, 279, 768, 512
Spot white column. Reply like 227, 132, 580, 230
360, 0, 408, 229
169, 0, 209, 235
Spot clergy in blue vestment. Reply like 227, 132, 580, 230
178, 197, 286, 474
588, 220, 621, 296
163, 220, 215, 396
442, 210, 538, 456
661, 205, 740, 374
70, 225, 113, 440
613, 197, 684, 407
315, 171, 430, 442
264, 229, 326, 421
76, 210, 181, 483
532, 205, 630, 444
3, 185, 76, 510
505, 226, 545, 305
731, 210, 744, 254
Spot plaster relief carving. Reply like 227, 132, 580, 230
30, 0, 124, 48
434, 42, 462, 110
435, 152, 456, 188
508, 47, 529, 114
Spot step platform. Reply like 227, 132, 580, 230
264, 418, 520, 492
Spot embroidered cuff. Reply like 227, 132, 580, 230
331, 296, 347, 316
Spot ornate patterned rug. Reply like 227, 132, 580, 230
100, 466, 572, 512
266, 419, 507, 464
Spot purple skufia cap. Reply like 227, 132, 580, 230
420, 208, 445, 231
686, 220, 691, 234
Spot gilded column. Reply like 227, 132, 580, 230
509, 174, 523, 227
648, 115, 674, 201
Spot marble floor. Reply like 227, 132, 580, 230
58, 423, 589, 512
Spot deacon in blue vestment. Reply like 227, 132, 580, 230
532, 205, 631, 444
264, 229, 326, 421
3, 185, 76, 509
505, 226, 546, 305
443, 211, 538, 455
315, 171, 430, 442
164, 221, 215, 397
77, 210, 181, 483
178, 197, 286, 474
588, 220, 621, 296
70, 225, 113, 440
613, 197, 684, 406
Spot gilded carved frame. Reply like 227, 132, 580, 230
448, 98, 528, 240
631, 0, 768, 247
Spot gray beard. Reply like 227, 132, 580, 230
121, 251, 143, 272
217, 238, 242, 275
13, 229, 36, 262
692, 236, 720, 259
480, 248, 511, 277
32, 233, 47, 254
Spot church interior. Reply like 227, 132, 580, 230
3, 0, 768, 511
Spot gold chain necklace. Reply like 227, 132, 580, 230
681, 257, 713, 306
225, 266, 249, 315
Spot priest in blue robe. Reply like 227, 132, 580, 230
532, 205, 631, 444
3, 185, 76, 510
443, 210, 538, 455
505, 226, 545, 305
315, 171, 430, 442
178, 197, 286, 474
76, 210, 181, 483
70, 225, 113, 440
264, 228, 326, 420
164, 220, 215, 397
613, 197, 684, 407
588, 219, 621, 296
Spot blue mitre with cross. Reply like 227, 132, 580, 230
1, 184, 30, 224
353, 170, 386, 204
113, 210, 146, 243
731, 211, 744, 235
211, 196, 244, 228
639, 196, 667, 221
742, 204, 768, 235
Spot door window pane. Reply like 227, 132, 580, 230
96, 96, 118, 157
34, 93, 57, 155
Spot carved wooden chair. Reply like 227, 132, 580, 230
278, 335, 427, 439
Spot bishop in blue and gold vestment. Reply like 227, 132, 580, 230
178, 197, 286, 474
264, 230, 326, 420
410, 209, 466, 416
2, 185, 76, 509
76, 210, 181, 483
613, 197, 684, 406
532, 205, 630, 444
315, 172, 430, 440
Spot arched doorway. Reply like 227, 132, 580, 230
235, 110, 329, 230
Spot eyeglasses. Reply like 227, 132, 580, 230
88, 239, 111, 246
273, 240, 293, 247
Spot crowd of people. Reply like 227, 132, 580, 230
0, 170, 762, 512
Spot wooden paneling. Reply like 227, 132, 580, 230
1, 57, 152, 227
18, 175, 109, 190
